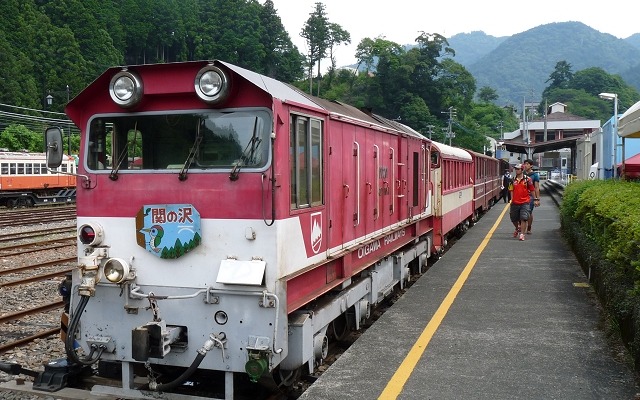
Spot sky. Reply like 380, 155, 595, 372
268, 0, 637, 69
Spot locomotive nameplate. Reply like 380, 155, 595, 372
135, 204, 202, 259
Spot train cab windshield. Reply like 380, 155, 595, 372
86, 109, 271, 173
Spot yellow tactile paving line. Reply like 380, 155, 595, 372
378, 203, 510, 399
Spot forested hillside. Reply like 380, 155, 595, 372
461, 22, 640, 107
0, 0, 304, 112
445, 31, 506, 66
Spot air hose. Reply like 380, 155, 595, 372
150, 335, 217, 392
150, 352, 206, 392
65, 295, 104, 366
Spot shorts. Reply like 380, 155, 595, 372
529, 198, 535, 213
510, 203, 531, 224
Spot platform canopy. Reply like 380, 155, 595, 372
619, 100, 640, 138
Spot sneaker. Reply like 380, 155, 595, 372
526, 229, 532, 234
519, 233, 525, 241
513, 230, 519, 238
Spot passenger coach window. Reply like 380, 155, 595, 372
290, 114, 323, 209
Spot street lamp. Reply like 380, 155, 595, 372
598, 92, 618, 178
45, 86, 72, 155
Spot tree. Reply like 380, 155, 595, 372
411, 32, 457, 113
568, 67, 618, 95
259, 0, 305, 81
300, 2, 329, 94
326, 23, 351, 72
478, 86, 498, 103
544, 61, 573, 92
42, 0, 123, 77
436, 58, 476, 115
0, 124, 42, 151
540, 66, 640, 121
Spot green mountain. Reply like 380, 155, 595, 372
446, 31, 506, 66
447, 22, 640, 107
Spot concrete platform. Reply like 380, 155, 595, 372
298, 194, 640, 399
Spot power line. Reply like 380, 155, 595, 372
0, 102, 78, 137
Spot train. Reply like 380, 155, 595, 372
0, 151, 77, 208
0, 60, 506, 399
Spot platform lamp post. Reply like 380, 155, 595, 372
598, 92, 618, 178
45, 85, 72, 156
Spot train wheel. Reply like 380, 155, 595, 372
6, 198, 17, 209
330, 313, 349, 342
271, 366, 301, 388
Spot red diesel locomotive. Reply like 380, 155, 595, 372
1, 60, 502, 399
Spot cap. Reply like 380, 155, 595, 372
514, 164, 523, 170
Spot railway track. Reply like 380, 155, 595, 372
0, 207, 77, 359
0, 237, 75, 258
0, 205, 76, 228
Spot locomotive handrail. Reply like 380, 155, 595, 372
354, 141, 360, 227
129, 285, 208, 300
374, 144, 380, 220
46, 167, 91, 188
423, 145, 430, 211
390, 147, 395, 215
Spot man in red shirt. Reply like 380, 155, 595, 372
509, 164, 535, 241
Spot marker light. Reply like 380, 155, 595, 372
109, 69, 143, 108
103, 258, 130, 283
194, 65, 230, 104
78, 223, 104, 246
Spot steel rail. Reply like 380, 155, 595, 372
0, 267, 74, 287
0, 257, 76, 277
0, 301, 65, 324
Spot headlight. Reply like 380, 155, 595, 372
194, 64, 230, 104
78, 223, 104, 246
109, 69, 143, 108
103, 258, 130, 284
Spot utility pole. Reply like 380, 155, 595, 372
441, 107, 457, 146
426, 125, 434, 140
497, 120, 504, 140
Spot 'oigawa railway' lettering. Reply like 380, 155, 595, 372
357, 229, 406, 259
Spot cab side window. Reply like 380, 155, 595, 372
290, 114, 323, 209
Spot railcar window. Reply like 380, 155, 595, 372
290, 114, 323, 209
86, 110, 270, 172
1, 164, 8, 175
431, 151, 440, 167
